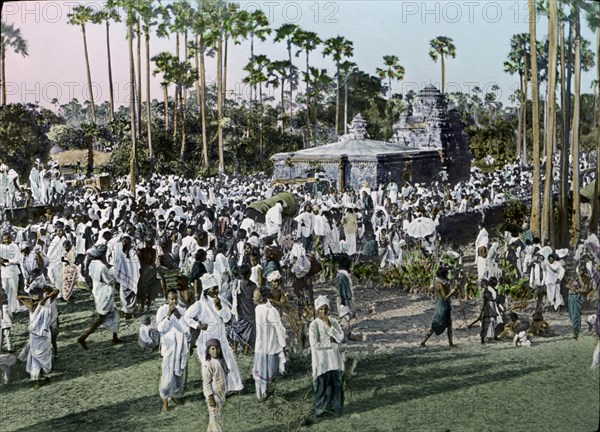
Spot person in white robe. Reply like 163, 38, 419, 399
184, 273, 243, 393
252, 287, 286, 400
542, 254, 565, 310
29, 162, 41, 204
265, 201, 284, 238
0, 233, 22, 314
46, 226, 66, 298
309, 295, 344, 416
157, 289, 190, 412
113, 236, 141, 315
213, 244, 232, 300
77, 244, 124, 349
18, 287, 58, 388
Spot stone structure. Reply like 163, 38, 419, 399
391, 85, 471, 183
271, 114, 442, 191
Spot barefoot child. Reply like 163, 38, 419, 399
203, 338, 228, 432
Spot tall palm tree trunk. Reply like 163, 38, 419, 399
199, 35, 208, 167
81, 24, 96, 123
305, 51, 311, 146
223, 34, 228, 100
288, 40, 293, 128
145, 30, 153, 174
344, 74, 349, 134
1, 40, 6, 105
541, 0, 558, 246
517, 74, 523, 160
335, 63, 340, 135
522, 51, 528, 164
529, 0, 541, 238
163, 85, 168, 129
591, 23, 600, 231
441, 54, 445, 94
128, 21, 137, 195
173, 33, 180, 141
570, 6, 581, 246
179, 32, 188, 159
106, 21, 115, 121
559, 21, 569, 246
217, 37, 224, 173
136, 19, 142, 138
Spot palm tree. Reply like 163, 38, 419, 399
293, 30, 321, 144
306, 67, 334, 125
266, 59, 291, 126
376, 55, 405, 99
109, 0, 138, 193
323, 35, 354, 135
190, 0, 214, 167
137, 0, 158, 174
244, 10, 271, 103
429, 36, 456, 94
95, 7, 120, 121
570, 0, 585, 247
340, 60, 356, 134
591, 79, 599, 129
541, 0, 558, 246
0, 22, 28, 105
67, 5, 100, 123
503, 59, 523, 158
274, 23, 300, 127
167, 0, 194, 146
529, 0, 541, 239
505, 33, 530, 162
152, 51, 173, 128
586, 1, 600, 231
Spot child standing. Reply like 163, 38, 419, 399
203, 338, 228, 432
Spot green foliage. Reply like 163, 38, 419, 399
0, 103, 52, 180
580, 127, 598, 153
497, 256, 531, 301
467, 119, 518, 166
352, 261, 382, 288
503, 199, 529, 227
48, 124, 85, 149
395, 247, 436, 295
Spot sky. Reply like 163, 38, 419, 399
1, 0, 598, 109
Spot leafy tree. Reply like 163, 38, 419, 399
0, 21, 28, 105
376, 55, 405, 99
429, 36, 456, 94
67, 5, 101, 123
0, 104, 52, 180
323, 35, 354, 135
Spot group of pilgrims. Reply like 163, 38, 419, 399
0, 152, 599, 429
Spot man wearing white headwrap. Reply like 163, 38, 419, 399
184, 273, 243, 393
309, 295, 344, 416
113, 236, 141, 316
252, 287, 286, 401
29, 162, 41, 204
542, 254, 565, 311
78, 244, 124, 350
46, 226, 66, 299
341, 207, 357, 256
265, 200, 284, 238
0, 232, 22, 315
157, 289, 190, 412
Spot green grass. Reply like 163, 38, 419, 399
1, 288, 598, 432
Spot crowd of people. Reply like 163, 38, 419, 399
0, 153, 598, 429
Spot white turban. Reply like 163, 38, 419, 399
314, 295, 330, 310
266, 271, 281, 282
200, 273, 218, 290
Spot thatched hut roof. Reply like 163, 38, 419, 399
51, 150, 110, 167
